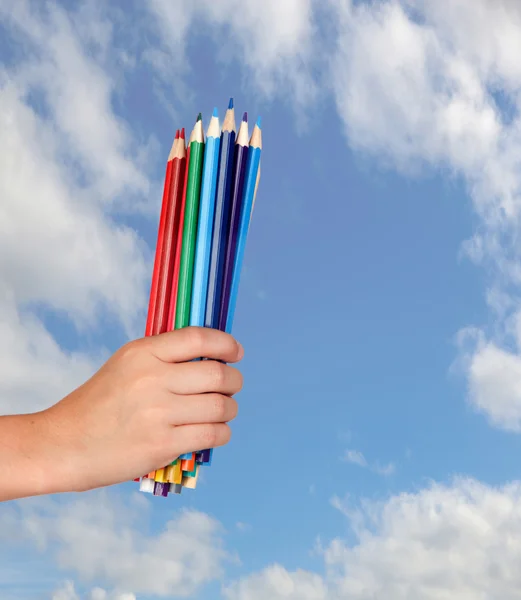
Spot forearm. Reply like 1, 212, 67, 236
0, 412, 60, 502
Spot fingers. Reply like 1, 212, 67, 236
165, 360, 243, 395
168, 393, 238, 426
171, 423, 232, 457
148, 327, 243, 364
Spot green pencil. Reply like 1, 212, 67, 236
175, 114, 205, 329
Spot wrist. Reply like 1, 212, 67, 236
0, 411, 71, 501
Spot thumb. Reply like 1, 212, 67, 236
147, 327, 243, 364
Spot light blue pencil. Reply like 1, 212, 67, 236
189, 108, 221, 328
225, 117, 262, 333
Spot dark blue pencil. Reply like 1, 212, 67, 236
205, 98, 237, 329
219, 112, 250, 331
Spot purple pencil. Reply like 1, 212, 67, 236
219, 113, 250, 330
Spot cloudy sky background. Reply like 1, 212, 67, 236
3, 0, 521, 597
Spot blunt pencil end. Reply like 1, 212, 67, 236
242, 111, 248, 122
228, 97, 234, 109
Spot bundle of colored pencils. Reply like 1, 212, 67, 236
136, 99, 262, 497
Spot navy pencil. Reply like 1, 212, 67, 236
219, 112, 250, 331
205, 98, 237, 329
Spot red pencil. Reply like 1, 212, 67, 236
152, 132, 187, 335
167, 127, 191, 331
145, 130, 178, 336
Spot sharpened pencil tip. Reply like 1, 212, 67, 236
197, 113, 202, 122
180, 127, 185, 139
212, 106, 218, 118
242, 112, 248, 122
228, 97, 234, 109
256, 116, 262, 128
175, 129, 179, 139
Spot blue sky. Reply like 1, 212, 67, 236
3, 0, 521, 599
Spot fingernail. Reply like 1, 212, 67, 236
237, 342, 244, 360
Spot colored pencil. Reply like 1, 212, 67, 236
196, 103, 238, 467
199, 113, 252, 468
140, 478, 155, 494
182, 466, 199, 489
167, 127, 190, 332
145, 131, 177, 336
139, 130, 179, 494
147, 132, 187, 497
205, 98, 237, 329
137, 102, 263, 497
219, 113, 250, 331
176, 118, 204, 459
225, 118, 262, 332
251, 163, 261, 224
189, 108, 222, 327
151, 132, 187, 335
175, 115, 205, 329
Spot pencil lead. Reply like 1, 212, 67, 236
175, 129, 179, 139
197, 113, 202, 122
212, 106, 218, 118
256, 116, 262, 128
180, 127, 185, 139
228, 97, 234, 109
242, 112, 248, 122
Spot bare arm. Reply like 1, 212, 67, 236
0, 327, 243, 502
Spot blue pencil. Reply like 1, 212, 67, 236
189, 108, 221, 327
177, 110, 220, 463
225, 118, 262, 333
205, 98, 237, 329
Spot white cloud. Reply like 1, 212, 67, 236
224, 565, 328, 600
0, 0, 156, 414
146, 0, 318, 109
342, 449, 395, 476
2, 491, 229, 597
224, 478, 521, 600
328, 0, 521, 432
1, 0, 150, 205
52, 581, 136, 600
373, 462, 396, 476
342, 449, 368, 468
0, 292, 100, 415
465, 337, 521, 431
0, 1, 151, 330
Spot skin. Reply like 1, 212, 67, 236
0, 327, 244, 502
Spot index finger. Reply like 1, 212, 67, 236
148, 327, 244, 364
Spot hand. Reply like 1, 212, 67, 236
39, 327, 244, 494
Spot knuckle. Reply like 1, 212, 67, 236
209, 394, 228, 421
198, 424, 219, 448
206, 361, 226, 388
185, 327, 207, 353
233, 368, 244, 393
228, 397, 239, 420
117, 339, 142, 361
221, 424, 232, 444
132, 373, 157, 394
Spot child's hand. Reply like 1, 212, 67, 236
40, 327, 244, 493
